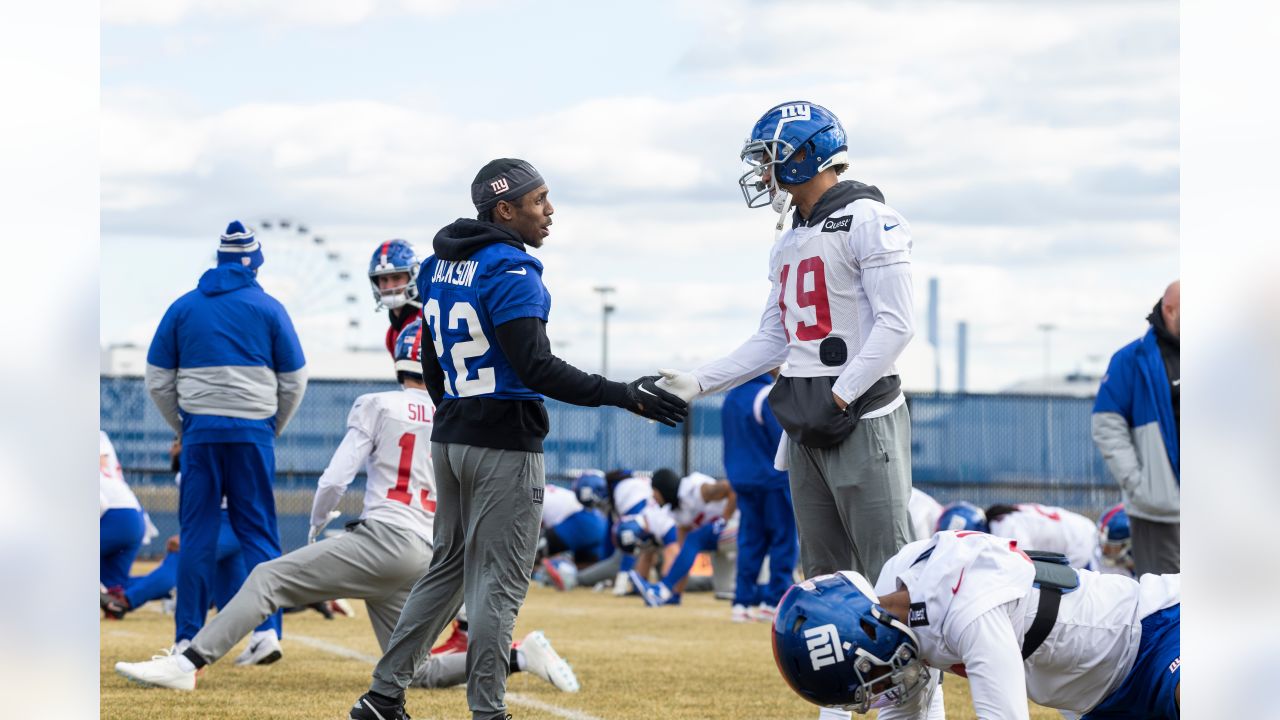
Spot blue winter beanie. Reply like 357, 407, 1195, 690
217, 220, 264, 271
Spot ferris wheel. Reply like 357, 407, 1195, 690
250, 218, 378, 355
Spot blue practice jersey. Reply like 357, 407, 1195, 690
419, 243, 551, 400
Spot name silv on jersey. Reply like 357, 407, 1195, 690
431, 259, 480, 287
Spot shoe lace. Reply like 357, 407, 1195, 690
149, 647, 179, 661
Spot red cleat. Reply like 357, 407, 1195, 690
431, 620, 469, 655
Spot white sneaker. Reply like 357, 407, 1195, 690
750, 603, 777, 623
115, 649, 197, 691
731, 604, 750, 623
519, 631, 580, 693
234, 631, 283, 666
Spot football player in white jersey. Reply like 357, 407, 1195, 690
907, 488, 943, 543
937, 501, 1104, 571
626, 469, 738, 608
656, 101, 916, 585
773, 530, 1180, 719
115, 321, 580, 695
537, 484, 608, 591
100, 431, 149, 599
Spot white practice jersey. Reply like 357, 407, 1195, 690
876, 531, 1180, 719
989, 504, 1100, 570
100, 431, 141, 512
613, 476, 653, 517
633, 500, 677, 546
310, 389, 436, 542
542, 484, 584, 529
908, 487, 943, 542
674, 471, 728, 529
693, 192, 914, 410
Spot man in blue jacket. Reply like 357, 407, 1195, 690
145, 221, 308, 653
1092, 280, 1179, 575
721, 370, 797, 622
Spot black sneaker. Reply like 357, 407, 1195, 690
349, 692, 410, 720
101, 589, 128, 619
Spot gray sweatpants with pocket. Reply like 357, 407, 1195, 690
188, 519, 430, 660
788, 402, 913, 583
371, 443, 544, 720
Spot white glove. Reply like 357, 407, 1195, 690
308, 510, 342, 543
655, 368, 701, 403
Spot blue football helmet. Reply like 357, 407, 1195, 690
572, 470, 608, 509
773, 571, 932, 712
614, 517, 653, 555
739, 101, 849, 210
935, 501, 988, 533
1098, 503, 1134, 572
393, 319, 424, 380
368, 239, 420, 310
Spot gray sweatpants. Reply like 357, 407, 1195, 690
371, 443, 544, 720
189, 519, 432, 662
1130, 516, 1180, 575
788, 402, 913, 582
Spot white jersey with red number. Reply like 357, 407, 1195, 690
613, 476, 653, 518
988, 504, 1100, 570
875, 531, 1180, 719
310, 389, 436, 542
541, 484, 583, 529
771, 198, 911, 380
100, 431, 141, 512
674, 472, 728, 529
908, 487, 942, 541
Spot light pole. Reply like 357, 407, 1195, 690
1036, 323, 1057, 380
593, 286, 616, 377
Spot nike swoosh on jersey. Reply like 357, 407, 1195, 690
883, 223, 900, 232
951, 567, 965, 594
506, 268, 527, 275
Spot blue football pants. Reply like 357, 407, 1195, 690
733, 486, 798, 608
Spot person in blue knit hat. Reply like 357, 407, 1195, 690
144, 220, 308, 661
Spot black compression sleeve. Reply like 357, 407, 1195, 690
419, 334, 446, 407
494, 317, 631, 408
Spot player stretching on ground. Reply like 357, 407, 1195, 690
115, 321, 579, 695
655, 102, 916, 586
937, 501, 1106, 571
773, 530, 1179, 719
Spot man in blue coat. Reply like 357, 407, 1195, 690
145, 221, 308, 653
721, 370, 797, 622
1092, 280, 1179, 575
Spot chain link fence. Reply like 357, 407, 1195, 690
101, 376, 1118, 555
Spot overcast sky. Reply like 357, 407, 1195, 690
100, 0, 1179, 391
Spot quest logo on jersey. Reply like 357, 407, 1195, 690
908, 602, 929, 627
804, 624, 846, 671
821, 215, 853, 233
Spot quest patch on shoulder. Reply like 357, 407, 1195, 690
821, 215, 853, 233
908, 602, 929, 627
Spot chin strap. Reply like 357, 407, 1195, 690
772, 189, 793, 242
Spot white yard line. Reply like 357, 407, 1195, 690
289, 634, 604, 720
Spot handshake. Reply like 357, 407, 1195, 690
620, 369, 702, 428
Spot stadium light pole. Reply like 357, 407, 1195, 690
1037, 323, 1057, 381
593, 286, 616, 377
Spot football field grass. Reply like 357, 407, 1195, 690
101, 573, 1061, 719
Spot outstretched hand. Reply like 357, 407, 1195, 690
655, 368, 701, 403
624, 375, 689, 427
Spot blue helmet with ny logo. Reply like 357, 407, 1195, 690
572, 470, 608, 509
393, 319, 424, 381
935, 501, 988, 534
773, 571, 931, 712
368, 239, 420, 310
739, 101, 849, 209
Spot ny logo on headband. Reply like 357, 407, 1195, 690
490, 178, 510, 194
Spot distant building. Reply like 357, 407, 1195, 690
1001, 371, 1101, 398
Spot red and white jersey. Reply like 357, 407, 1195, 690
908, 487, 943, 542
100, 431, 141, 512
876, 531, 1180, 719
674, 471, 728, 529
989, 504, 1100, 570
613, 476, 653, 517
541, 484, 584, 529
310, 388, 436, 542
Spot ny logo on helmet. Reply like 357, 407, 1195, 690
779, 103, 811, 120
490, 177, 510, 193
805, 623, 845, 670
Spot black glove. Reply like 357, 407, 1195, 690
623, 375, 689, 427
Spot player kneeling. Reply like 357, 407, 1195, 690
114, 321, 579, 695
772, 529, 1179, 719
